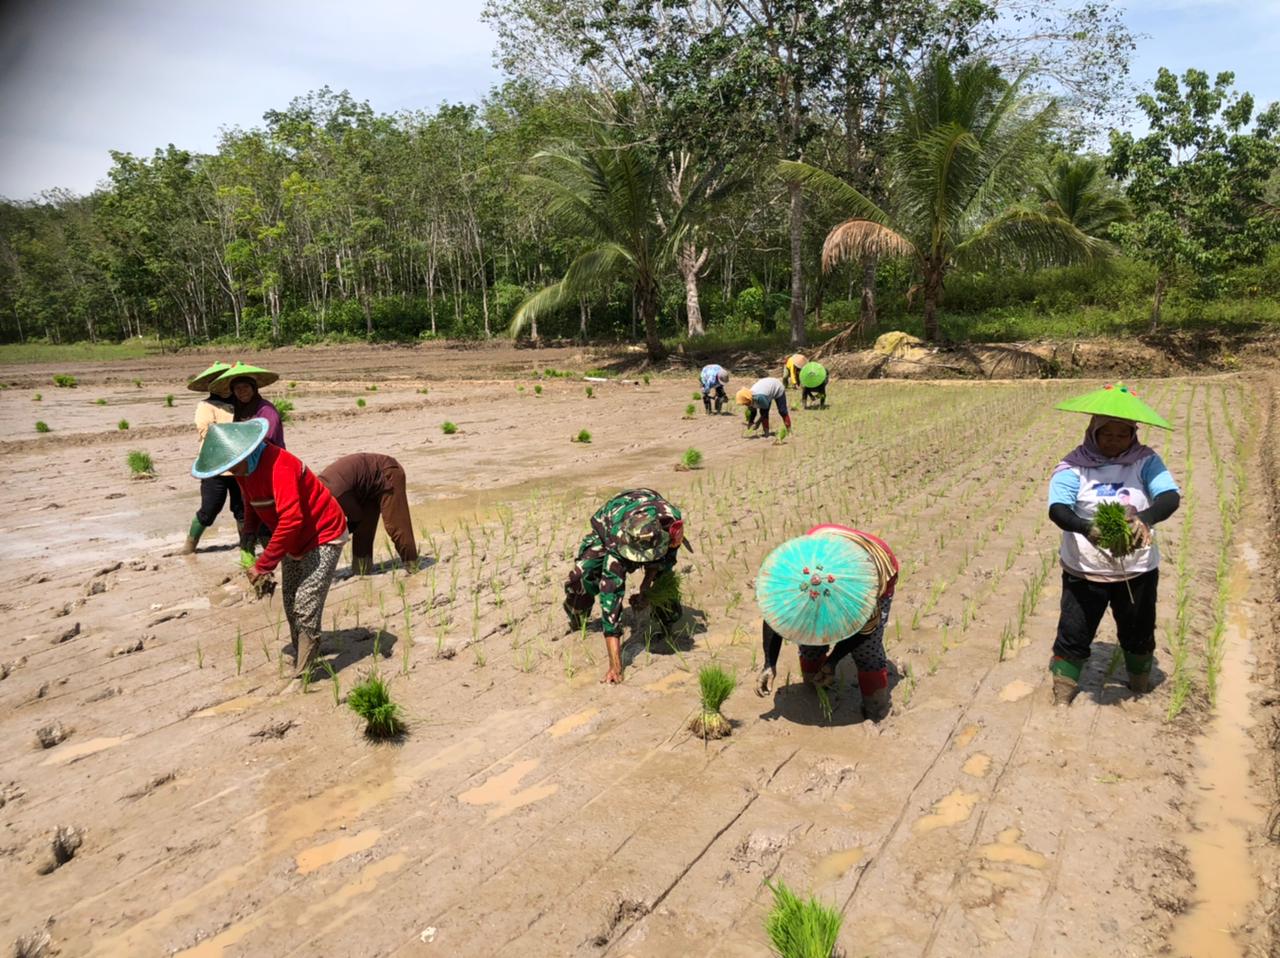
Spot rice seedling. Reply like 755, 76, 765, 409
132, 378, 142, 388
764, 880, 843, 958
35, 421, 50, 433
677, 447, 703, 471
53, 374, 76, 388
164, 394, 174, 407
275, 399, 294, 424
94, 398, 106, 405
289, 381, 297, 389
534, 384, 543, 395
814, 684, 834, 723
1092, 502, 1133, 556
348, 672, 405, 739
366, 384, 378, 391
689, 664, 736, 739
691, 392, 701, 401
117, 418, 130, 430
773, 425, 789, 444
356, 398, 366, 408
260, 636, 271, 663
683, 403, 696, 418
573, 429, 592, 443
320, 660, 341, 706
126, 450, 155, 476
585, 386, 594, 399
643, 374, 651, 385
33, 392, 42, 401
646, 570, 682, 618
442, 421, 458, 434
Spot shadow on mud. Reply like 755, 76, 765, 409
308, 626, 400, 674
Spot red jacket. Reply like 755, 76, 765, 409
239, 444, 347, 574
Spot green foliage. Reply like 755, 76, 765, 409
133, 379, 142, 388
35, 420, 50, 433
94, 398, 106, 405
643, 375, 651, 385
647, 570, 682, 616
117, 418, 130, 430
52, 374, 77, 388
126, 450, 155, 475
275, 398, 294, 423
584, 368, 609, 378
534, 384, 543, 395
1093, 502, 1134, 556
684, 403, 696, 417
164, 393, 174, 407
680, 447, 703, 469
691, 392, 702, 401
32, 392, 41, 401
698, 664, 735, 713
366, 384, 378, 391
347, 672, 405, 739
585, 385, 594, 398
356, 398, 366, 408
441, 421, 458, 434
573, 428, 592, 443
764, 880, 843, 958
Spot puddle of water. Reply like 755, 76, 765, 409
998, 679, 1034, 702
547, 708, 599, 738
295, 828, 382, 875
814, 847, 865, 883
642, 671, 693, 693
1170, 553, 1267, 958
913, 789, 979, 833
302, 853, 408, 933
40, 735, 132, 766
458, 758, 558, 820
192, 695, 261, 718
962, 753, 992, 778
977, 827, 1046, 869
953, 724, 981, 749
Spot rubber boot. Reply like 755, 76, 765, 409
1052, 673, 1079, 706
1128, 672, 1151, 694
858, 669, 891, 721
703, 396, 713, 415
293, 628, 321, 680
183, 516, 207, 554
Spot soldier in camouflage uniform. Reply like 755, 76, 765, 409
564, 489, 692, 684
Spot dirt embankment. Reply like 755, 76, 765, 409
1255, 375, 1280, 955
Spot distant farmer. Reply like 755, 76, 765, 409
318, 453, 419, 576
193, 420, 347, 682
1047, 383, 1180, 705
737, 377, 793, 437
783, 353, 809, 389
563, 488, 692, 684
183, 361, 244, 554
211, 362, 286, 448
699, 364, 731, 415
755, 525, 899, 722
800, 361, 829, 409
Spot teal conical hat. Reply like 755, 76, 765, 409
210, 362, 279, 399
192, 419, 269, 479
799, 362, 827, 389
1056, 382, 1171, 430
755, 535, 880, 646
187, 361, 232, 393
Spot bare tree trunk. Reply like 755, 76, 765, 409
787, 180, 807, 347
1150, 274, 1166, 332
638, 279, 664, 361
859, 257, 877, 340
578, 297, 588, 341
922, 267, 942, 343
678, 240, 709, 337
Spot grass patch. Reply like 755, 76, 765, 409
164, 393, 174, 407
690, 664, 735, 739
52, 374, 77, 388
347, 672, 406, 739
442, 421, 458, 435
0, 340, 154, 364
764, 880, 843, 958
35, 420, 50, 433
126, 450, 155, 476
94, 398, 106, 405
356, 398, 366, 408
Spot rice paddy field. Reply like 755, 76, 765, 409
0, 344, 1277, 958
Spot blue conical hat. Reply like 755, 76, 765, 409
755, 535, 879, 646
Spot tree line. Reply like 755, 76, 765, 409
1, 0, 1277, 357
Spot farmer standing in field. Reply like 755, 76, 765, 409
783, 352, 809, 388
318, 452, 419, 576
699, 364, 731, 414
183, 361, 245, 555
211, 362, 286, 448
193, 419, 347, 683
755, 525, 899, 722
800, 361, 829, 409
1047, 383, 1180, 705
564, 488, 693, 684
737, 377, 793, 437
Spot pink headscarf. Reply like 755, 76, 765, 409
1053, 414, 1155, 474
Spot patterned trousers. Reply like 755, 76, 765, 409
281, 542, 343, 675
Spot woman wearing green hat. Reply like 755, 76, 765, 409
800, 361, 828, 409
183, 361, 244, 554
210, 362, 286, 449
1047, 383, 1180, 705
193, 420, 348, 682
755, 525, 899, 722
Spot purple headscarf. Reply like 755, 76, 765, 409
1053, 414, 1155, 474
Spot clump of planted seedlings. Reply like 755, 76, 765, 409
347, 672, 405, 739
35, 421, 50, 433
585, 385, 594, 399
356, 398, 366, 408
683, 403, 696, 419
573, 429, 592, 443
676, 447, 703, 471
764, 880, 843, 958
53, 374, 76, 387
164, 394, 174, 407
126, 450, 155, 477
441, 421, 458, 434
646, 570, 681, 619
1092, 502, 1133, 556
117, 418, 130, 431
690, 664, 735, 739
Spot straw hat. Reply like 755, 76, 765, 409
755, 535, 879, 646
1055, 382, 1172, 430
210, 362, 279, 399
187, 361, 232, 393
192, 419, 269, 479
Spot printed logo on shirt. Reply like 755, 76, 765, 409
1090, 482, 1122, 497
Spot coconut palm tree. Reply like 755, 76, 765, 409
510, 131, 726, 360
782, 56, 1108, 343
1036, 155, 1132, 238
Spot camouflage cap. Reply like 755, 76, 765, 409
616, 510, 671, 564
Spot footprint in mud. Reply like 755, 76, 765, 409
913, 788, 980, 834
458, 759, 558, 820
953, 723, 982, 749
962, 753, 993, 778
546, 708, 599, 738
998, 679, 1036, 702
977, 827, 1047, 869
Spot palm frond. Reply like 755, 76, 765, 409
822, 219, 916, 270
953, 206, 1111, 272
777, 160, 893, 227
509, 243, 631, 338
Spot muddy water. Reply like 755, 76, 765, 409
40, 734, 132, 766
913, 788, 979, 833
1170, 544, 1267, 958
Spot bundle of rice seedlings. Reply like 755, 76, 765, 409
117, 418, 130, 431
683, 403, 696, 418
773, 425, 789, 444
680, 447, 703, 470
764, 880, 843, 958
646, 569, 682, 615
573, 429, 592, 443
441, 421, 458, 434
585, 386, 594, 398
35, 421, 50, 433
1093, 502, 1133, 556
690, 663, 735, 739
356, 398, 367, 408
347, 672, 405, 739
126, 450, 155, 477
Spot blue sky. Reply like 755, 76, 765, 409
0, 0, 1277, 200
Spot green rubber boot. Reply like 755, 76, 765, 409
183, 516, 207, 554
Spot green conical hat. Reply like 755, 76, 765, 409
187, 361, 232, 393
799, 362, 827, 389
191, 419, 269, 479
1055, 382, 1172, 430
210, 362, 279, 399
